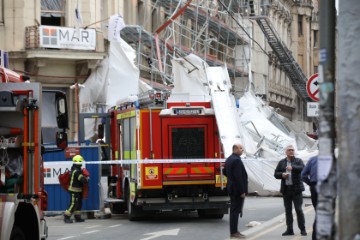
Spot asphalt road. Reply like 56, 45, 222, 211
45, 196, 313, 240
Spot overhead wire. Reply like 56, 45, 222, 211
13, 69, 88, 79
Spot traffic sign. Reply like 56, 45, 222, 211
307, 102, 319, 117
306, 73, 319, 101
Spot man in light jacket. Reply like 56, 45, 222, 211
274, 145, 307, 236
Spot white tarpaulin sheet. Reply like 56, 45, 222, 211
171, 54, 318, 195
169, 54, 211, 102
79, 40, 139, 140
205, 66, 257, 158
108, 15, 125, 42
107, 39, 139, 107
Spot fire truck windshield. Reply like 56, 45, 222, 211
171, 127, 205, 159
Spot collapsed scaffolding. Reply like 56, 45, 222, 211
79, 0, 318, 195
120, 0, 251, 89
120, 0, 312, 104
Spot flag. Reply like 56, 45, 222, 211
108, 15, 125, 42
0, 50, 8, 68
74, 6, 83, 38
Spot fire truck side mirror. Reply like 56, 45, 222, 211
55, 92, 69, 129
56, 131, 68, 149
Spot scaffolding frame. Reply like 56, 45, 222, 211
120, 0, 313, 104
224, 0, 314, 103
120, 0, 251, 88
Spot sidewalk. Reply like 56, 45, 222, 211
231, 204, 315, 240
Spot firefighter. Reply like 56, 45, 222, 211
64, 155, 89, 223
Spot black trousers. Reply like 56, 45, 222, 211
229, 195, 245, 234
283, 187, 305, 231
310, 184, 318, 240
65, 192, 83, 216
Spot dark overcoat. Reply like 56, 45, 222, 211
224, 153, 248, 196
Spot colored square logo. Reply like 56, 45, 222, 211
42, 27, 58, 46
44, 168, 51, 178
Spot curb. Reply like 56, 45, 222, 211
241, 205, 314, 238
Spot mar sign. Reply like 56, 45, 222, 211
39, 26, 96, 50
306, 73, 319, 102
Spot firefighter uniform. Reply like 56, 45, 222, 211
64, 155, 89, 223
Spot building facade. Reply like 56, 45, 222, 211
0, 0, 116, 140
249, 0, 319, 133
0, 0, 319, 141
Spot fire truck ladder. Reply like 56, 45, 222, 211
255, 17, 313, 103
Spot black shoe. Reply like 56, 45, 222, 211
75, 216, 85, 222
64, 216, 73, 224
300, 230, 307, 236
230, 232, 246, 239
282, 230, 294, 236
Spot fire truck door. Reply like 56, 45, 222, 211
161, 117, 216, 182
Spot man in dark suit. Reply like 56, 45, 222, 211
274, 145, 307, 236
224, 144, 248, 239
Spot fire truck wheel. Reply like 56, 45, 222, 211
126, 186, 142, 221
197, 209, 224, 219
10, 226, 26, 240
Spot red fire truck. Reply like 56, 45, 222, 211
106, 90, 229, 220
0, 68, 68, 239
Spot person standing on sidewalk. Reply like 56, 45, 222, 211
64, 155, 90, 223
224, 143, 248, 239
301, 155, 318, 240
274, 145, 307, 236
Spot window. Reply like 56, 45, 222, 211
120, 117, 137, 160
314, 30, 319, 47
249, 0, 255, 16
298, 15, 303, 36
151, 8, 158, 33
122, 118, 131, 159
42, 87, 68, 144
41, 0, 65, 26
171, 128, 205, 159
130, 117, 136, 159
120, 116, 137, 179
298, 54, 304, 69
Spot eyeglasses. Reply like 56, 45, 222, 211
287, 149, 294, 151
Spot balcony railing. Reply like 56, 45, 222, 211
25, 26, 40, 49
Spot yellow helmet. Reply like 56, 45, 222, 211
72, 155, 84, 165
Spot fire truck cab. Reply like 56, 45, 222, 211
107, 90, 229, 220
0, 80, 68, 240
